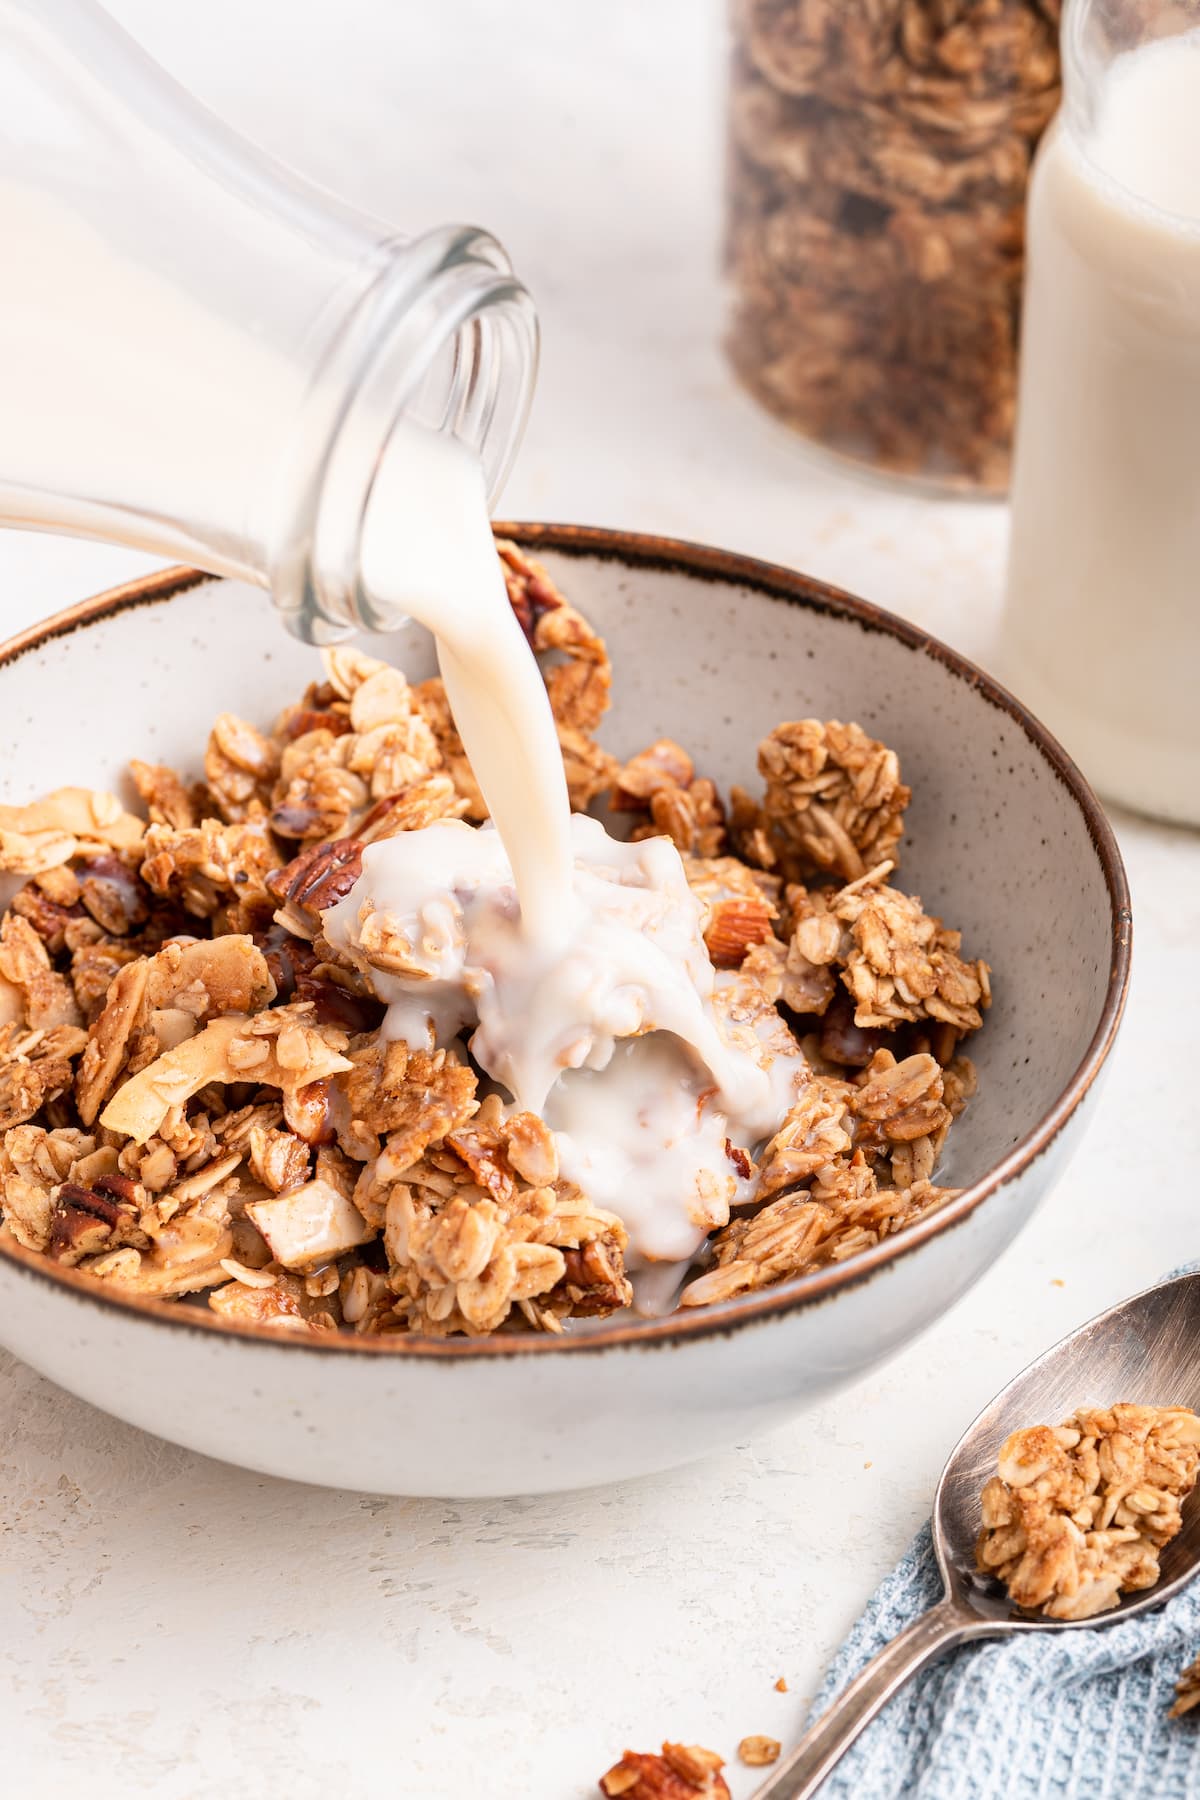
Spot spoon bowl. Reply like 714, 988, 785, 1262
754, 1268, 1200, 1798
937, 1268, 1200, 1630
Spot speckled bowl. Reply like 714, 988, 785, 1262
0, 529, 1130, 1496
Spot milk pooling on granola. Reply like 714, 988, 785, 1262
357, 424, 573, 944
324, 815, 806, 1263
351, 425, 807, 1261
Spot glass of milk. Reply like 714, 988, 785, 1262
0, 0, 538, 646
1001, 0, 1200, 825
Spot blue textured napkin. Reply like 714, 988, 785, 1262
810, 1523, 1200, 1799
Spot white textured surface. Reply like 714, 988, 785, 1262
0, 5, 1197, 1797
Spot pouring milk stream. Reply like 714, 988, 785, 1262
337, 422, 806, 1275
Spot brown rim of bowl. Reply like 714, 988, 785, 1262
0, 527, 1132, 1359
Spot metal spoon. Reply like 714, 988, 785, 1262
750, 1268, 1200, 1800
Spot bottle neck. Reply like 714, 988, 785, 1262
0, 1, 538, 639
270, 224, 539, 645
1062, 0, 1192, 139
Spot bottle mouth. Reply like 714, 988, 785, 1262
270, 223, 539, 644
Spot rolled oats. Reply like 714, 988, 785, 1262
0, 786, 145, 875
681, 1151, 958, 1306
774, 859, 990, 1037
380, 1121, 631, 1336
0, 1023, 88, 1133
976, 1405, 1200, 1619
616, 740, 729, 861
726, 0, 1062, 489
758, 720, 911, 883
0, 913, 82, 1032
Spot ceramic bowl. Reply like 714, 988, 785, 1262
0, 529, 1130, 1497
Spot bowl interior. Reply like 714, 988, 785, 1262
0, 544, 1119, 1207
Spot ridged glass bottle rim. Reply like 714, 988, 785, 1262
270, 222, 538, 644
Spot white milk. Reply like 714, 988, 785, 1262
359, 427, 573, 943
325, 815, 807, 1265
347, 441, 814, 1271
1003, 32, 1200, 822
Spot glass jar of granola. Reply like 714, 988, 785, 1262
725, 0, 1063, 492
0, 0, 538, 645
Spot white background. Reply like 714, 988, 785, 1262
1, 6, 1196, 1798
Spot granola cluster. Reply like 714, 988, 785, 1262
726, 0, 1062, 489
600, 1743, 731, 1799
0, 543, 988, 1337
976, 1405, 1200, 1620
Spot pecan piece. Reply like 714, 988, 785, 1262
599, 1744, 730, 1799
496, 538, 566, 642
725, 1140, 753, 1180
552, 1233, 632, 1318
48, 1179, 146, 1266
267, 837, 364, 913
77, 853, 150, 937
816, 990, 884, 1068
281, 708, 352, 743
283, 1076, 338, 1146
9, 882, 84, 954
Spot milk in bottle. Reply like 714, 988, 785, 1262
1002, 12, 1200, 823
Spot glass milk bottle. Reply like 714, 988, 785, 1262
0, 0, 537, 644
1001, 0, 1200, 824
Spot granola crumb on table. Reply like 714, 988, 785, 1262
738, 1733, 782, 1766
1170, 1653, 1200, 1719
599, 1743, 730, 1799
976, 1405, 1200, 1620
0, 543, 990, 1338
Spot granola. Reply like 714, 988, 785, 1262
0, 545, 988, 1337
726, 0, 1062, 490
976, 1405, 1200, 1620
738, 1735, 781, 1767
1171, 1653, 1200, 1719
599, 1744, 731, 1799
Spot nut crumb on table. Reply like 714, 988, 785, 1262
0, 542, 990, 1337
1171, 1654, 1200, 1719
976, 1404, 1200, 1620
599, 1743, 730, 1798
738, 1734, 782, 1766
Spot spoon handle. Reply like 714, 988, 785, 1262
748, 1597, 995, 1800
